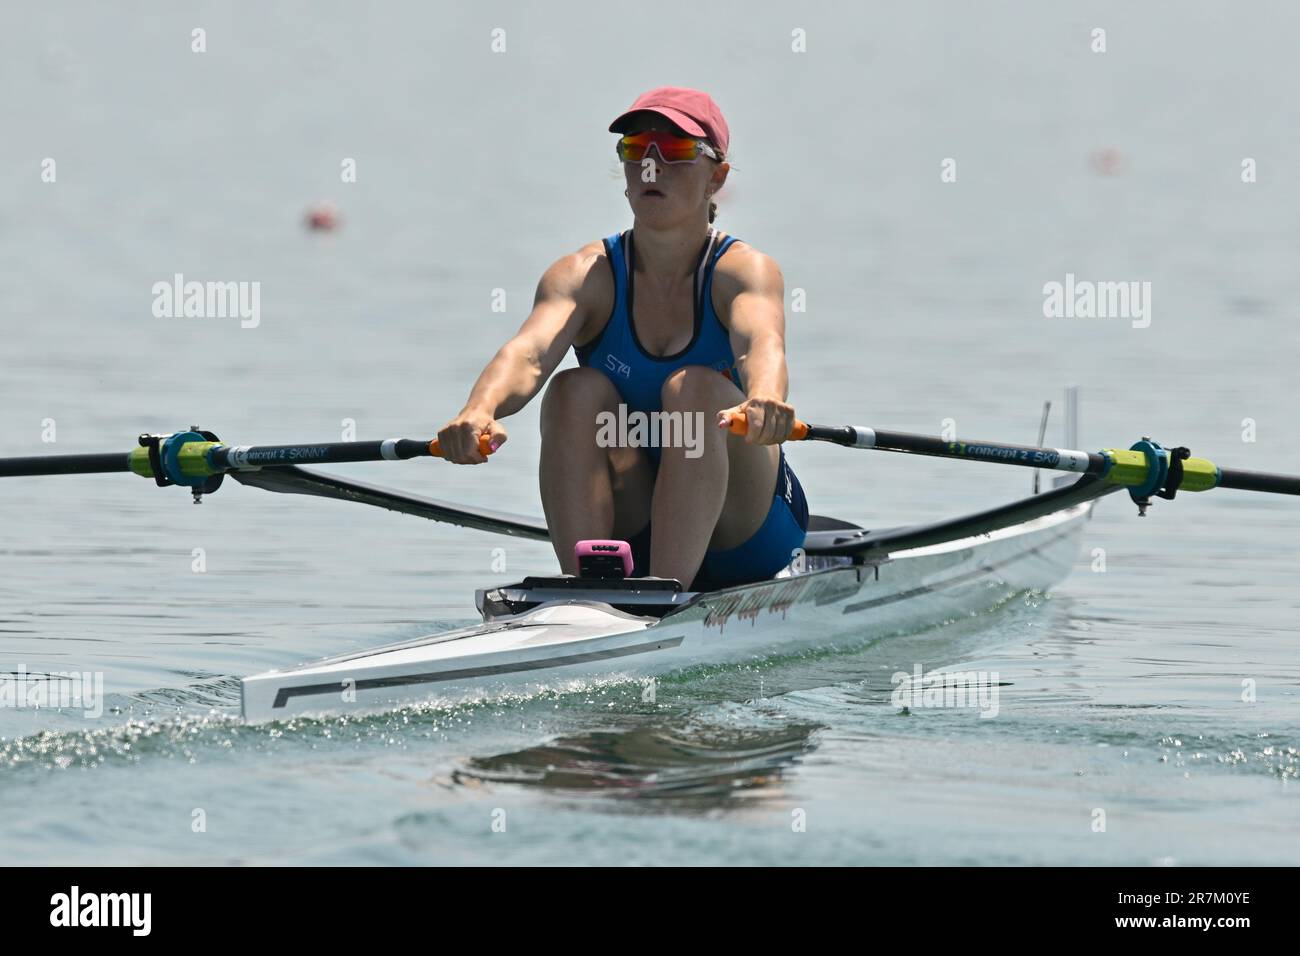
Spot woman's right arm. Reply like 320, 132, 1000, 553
436, 247, 600, 463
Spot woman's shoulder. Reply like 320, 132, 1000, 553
539, 238, 617, 297
711, 237, 783, 297
536, 239, 617, 347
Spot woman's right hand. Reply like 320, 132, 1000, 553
436, 409, 508, 464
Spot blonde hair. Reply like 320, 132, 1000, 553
708, 143, 727, 223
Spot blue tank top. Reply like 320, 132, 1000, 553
574, 228, 743, 414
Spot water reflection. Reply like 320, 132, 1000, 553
454, 714, 824, 812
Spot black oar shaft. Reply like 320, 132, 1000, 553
1216, 468, 1300, 496
799, 423, 1109, 475
757, 415, 1300, 508
869, 428, 1110, 474
0, 453, 130, 477
208, 439, 434, 470
0, 432, 489, 487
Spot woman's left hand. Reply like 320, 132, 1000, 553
717, 395, 796, 445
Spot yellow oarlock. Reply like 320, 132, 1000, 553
1178, 456, 1220, 493
127, 439, 222, 480
1099, 448, 1151, 488
1100, 447, 1221, 493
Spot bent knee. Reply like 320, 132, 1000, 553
543, 366, 619, 411
541, 367, 624, 438
660, 365, 739, 408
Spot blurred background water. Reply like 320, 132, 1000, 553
0, 0, 1296, 864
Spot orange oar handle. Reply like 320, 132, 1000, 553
428, 433, 496, 459
721, 412, 809, 441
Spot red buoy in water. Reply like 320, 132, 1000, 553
304, 201, 340, 231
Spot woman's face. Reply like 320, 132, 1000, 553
619, 115, 728, 227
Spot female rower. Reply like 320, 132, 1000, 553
437, 86, 807, 589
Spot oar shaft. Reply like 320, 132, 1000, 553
211, 435, 489, 468
726, 416, 1106, 476
0, 432, 492, 484
856, 427, 1109, 476
722, 412, 1300, 506
0, 452, 131, 477
209, 438, 438, 470
1216, 468, 1300, 496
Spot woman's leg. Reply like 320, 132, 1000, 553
650, 365, 779, 587
538, 367, 655, 574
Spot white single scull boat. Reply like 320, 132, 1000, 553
239, 488, 1100, 721
4, 397, 1298, 723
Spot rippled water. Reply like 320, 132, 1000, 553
2, 585, 1295, 865
3, 2, 1299, 865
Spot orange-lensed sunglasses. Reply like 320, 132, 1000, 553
616, 131, 722, 164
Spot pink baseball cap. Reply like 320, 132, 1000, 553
608, 87, 730, 156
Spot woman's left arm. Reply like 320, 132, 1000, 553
716, 248, 796, 445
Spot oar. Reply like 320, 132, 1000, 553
230, 466, 549, 541
722, 414, 1300, 514
0, 427, 495, 503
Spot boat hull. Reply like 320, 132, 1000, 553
240, 500, 1092, 722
